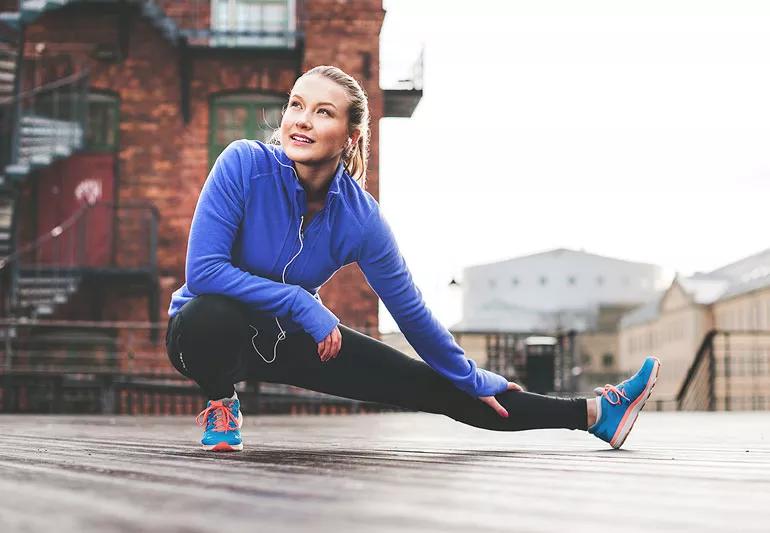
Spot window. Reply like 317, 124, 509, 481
211, 0, 296, 48
597, 276, 605, 286
84, 92, 120, 151
602, 352, 614, 368
511, 277, 519, 287
568, 275, 576, 286
765, 302, 770, 329
36, 91, 119, 152
209, 93, 285, 168
539, 276, 548, 286
488, 279, 496, 289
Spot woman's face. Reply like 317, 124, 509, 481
280, 75, 355, 166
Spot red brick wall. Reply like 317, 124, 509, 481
17, 1, 384, 334
300, 0, 385, 333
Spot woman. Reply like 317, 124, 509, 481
165, 65, 660, 452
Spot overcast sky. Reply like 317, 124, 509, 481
377, 0, 770, 332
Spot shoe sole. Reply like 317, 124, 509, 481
202, 442, 243, 452
610, 357, 661, 449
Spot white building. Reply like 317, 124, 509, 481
453, 248, 664, 333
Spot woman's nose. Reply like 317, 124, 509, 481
296, 111, 312, 129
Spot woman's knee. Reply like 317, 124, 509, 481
178, 294, 250, 338
173, 294, 251, 366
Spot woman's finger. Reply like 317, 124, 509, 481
323, 335, 331, 360
329, 330, 339, 359
508, 381, 524, 392
479, 396, 509, 418
333, 327, 342, 358
334, 329, 342, 357
318, 337, 328, 360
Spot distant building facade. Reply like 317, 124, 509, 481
455, 248, 663, 333
619, 248, 770, 398
450, 248, 664, 389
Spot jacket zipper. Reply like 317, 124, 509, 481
288, 196, 333, 279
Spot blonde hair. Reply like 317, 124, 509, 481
269, 65, 371, 189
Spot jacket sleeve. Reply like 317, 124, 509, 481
184, 140, 339, 343
356, 205, 509, 397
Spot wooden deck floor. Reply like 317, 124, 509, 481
0, 411, 768, 532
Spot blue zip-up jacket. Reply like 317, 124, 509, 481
168, 139, 508, 397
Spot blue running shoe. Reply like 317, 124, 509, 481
195, 397, 243, 452
588, 356, 661, 449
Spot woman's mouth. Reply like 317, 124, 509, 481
290, 134, 314, 145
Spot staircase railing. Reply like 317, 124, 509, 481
0, 200, 157, 317
1, 200, 157, 271
677, 330, 718, 410
678, 330, 770, 411
1, 0, 303, 49
3, 65, 89, 181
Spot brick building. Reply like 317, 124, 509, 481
0, 0, 421, 340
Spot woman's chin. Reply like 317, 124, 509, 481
284, 147, 327, 166
283, 145, 313, 162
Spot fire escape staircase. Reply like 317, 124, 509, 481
0, 1, 316, 333
1, 1, 181, 46
0, 4, 89, 319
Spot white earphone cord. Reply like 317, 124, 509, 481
250, 147, 306, 364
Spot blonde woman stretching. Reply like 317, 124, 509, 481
165, 65, 660, 451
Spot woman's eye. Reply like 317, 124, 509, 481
290, 101, 300, 108
318, 108, 330, 115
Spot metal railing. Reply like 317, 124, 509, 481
0, 55, 89, 182
678, 330, 770, 411
0, 318, 397, 414
0, 201, 157, 318
1, 201, 158, 272
483, 330, 579, 394
1, 0, 303, 49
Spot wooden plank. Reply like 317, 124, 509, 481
0, 412, 768, 532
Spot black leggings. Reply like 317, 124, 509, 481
165, 294, 588, 432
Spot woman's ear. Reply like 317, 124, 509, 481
349, 129, 362, 147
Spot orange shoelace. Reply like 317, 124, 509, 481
598, 384, 630, 405
195, 400, 239, 433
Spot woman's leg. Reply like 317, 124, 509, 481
165, 294, 253, 400
255, 324, 588, 432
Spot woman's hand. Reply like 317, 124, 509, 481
318, 326, 342, 362
479, 381, 524, 418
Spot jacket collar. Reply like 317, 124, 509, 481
274, 145, 346, 200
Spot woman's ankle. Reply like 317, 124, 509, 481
586, 398, 598, 428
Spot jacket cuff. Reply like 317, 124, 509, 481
293, 289, 340, 343
474, 368, 510, 397
455, 367, 509, 397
